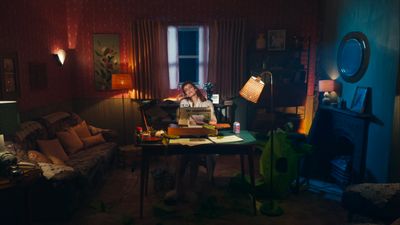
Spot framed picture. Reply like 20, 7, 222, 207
93, 34, 120, 91
211, 94, 220, 104
0, 53, 19, 100
350, 86, 368, 113
268, 30, 286, 51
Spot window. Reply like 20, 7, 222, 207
167, 26, 209, 89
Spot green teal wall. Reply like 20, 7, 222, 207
319, 0, 399, 181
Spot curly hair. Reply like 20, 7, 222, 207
181, 81, 207, 102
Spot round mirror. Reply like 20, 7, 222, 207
337, 32, 370, 83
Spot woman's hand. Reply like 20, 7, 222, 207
209, 120, 217, 125
176, 93, 186, 101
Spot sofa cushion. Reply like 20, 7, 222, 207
28, 150, 52, 163
67, 142, 117, 176
40, 112, 82, 139
15, 121, 47, 150
72, 121, 91, 139
81, 133, 106, 148
56, 129, 84, 155
37, 139, 69, 164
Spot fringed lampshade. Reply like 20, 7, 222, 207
318, 80, 341, 104
318, 80, 340, 93
239, 76, 265, 103
111, 74, 133, 90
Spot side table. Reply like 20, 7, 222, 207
118, 145, 142, 169
0, 168, 42, 225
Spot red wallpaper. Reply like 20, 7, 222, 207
1, 0, 72, 111
2, 0, 318, 110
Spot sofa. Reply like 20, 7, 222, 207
13, 111, 118, 221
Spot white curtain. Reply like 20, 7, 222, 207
167, 26, 179, 89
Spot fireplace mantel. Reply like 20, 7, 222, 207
307, 105, 371, 184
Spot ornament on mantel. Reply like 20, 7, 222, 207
256, 33, 266, 50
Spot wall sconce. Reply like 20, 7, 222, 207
53, 49, 66, 66
319, 80, 341, 105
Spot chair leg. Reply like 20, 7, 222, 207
347, 212, 354, 222
206, 155, 216, 184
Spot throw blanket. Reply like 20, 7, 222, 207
38, 162, 74, 180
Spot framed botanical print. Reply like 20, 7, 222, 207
93, 34, 120, 91
0, 53, 19, 100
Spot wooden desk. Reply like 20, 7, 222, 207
138, 130, 257, 218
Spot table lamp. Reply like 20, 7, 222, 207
0, 101, 20, 151
318, 80, 341, 105
112, 74, 133, 144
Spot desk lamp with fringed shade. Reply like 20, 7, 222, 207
112, 74, 133, 144
0, 101, 20, 151
240, 71, 283, 216
239, 76, 265, 103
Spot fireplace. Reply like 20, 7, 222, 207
306, 105, 370, 186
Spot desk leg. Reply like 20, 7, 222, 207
247, 148, 257, 215
145, 158, 149, 196
140, 155, 147, 219
240, 154, 245, 179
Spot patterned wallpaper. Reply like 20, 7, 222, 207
1, 0, 71, 111
1, 0, 318, 110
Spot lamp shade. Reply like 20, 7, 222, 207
239, 76, 265, 103
318, 80, 340, 92
111, 74, 133, 90
0, 101, 20, 136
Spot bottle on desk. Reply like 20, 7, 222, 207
136, 126, 143, 144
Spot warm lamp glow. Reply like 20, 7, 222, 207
318, 80, 340, 92
111, 74, 133, 90
319, 80, 341, 104
56, 49, 66, 65
239, 76, 265, 103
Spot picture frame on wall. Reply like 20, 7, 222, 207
0, 53, 19, 100
350, 86, 368, 113
268, 29, 286, 51
93, 34, 120, 91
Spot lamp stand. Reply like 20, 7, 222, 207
263, 73, 283, 216
122, 91, 127, 144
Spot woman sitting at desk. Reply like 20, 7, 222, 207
178, 81, 217, 125
165, 81, 217, 203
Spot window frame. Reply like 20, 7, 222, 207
167, 25, 209, 91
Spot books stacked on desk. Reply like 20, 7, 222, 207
167, 127, 217, 137
18, 162, 42, 179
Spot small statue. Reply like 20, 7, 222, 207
203, 82, 214, 100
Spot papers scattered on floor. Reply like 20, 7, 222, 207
169, 138, 213, 146
209, 135, 243, 143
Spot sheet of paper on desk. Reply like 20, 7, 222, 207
169, 138, 213, 146
209, 135, 243, 143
